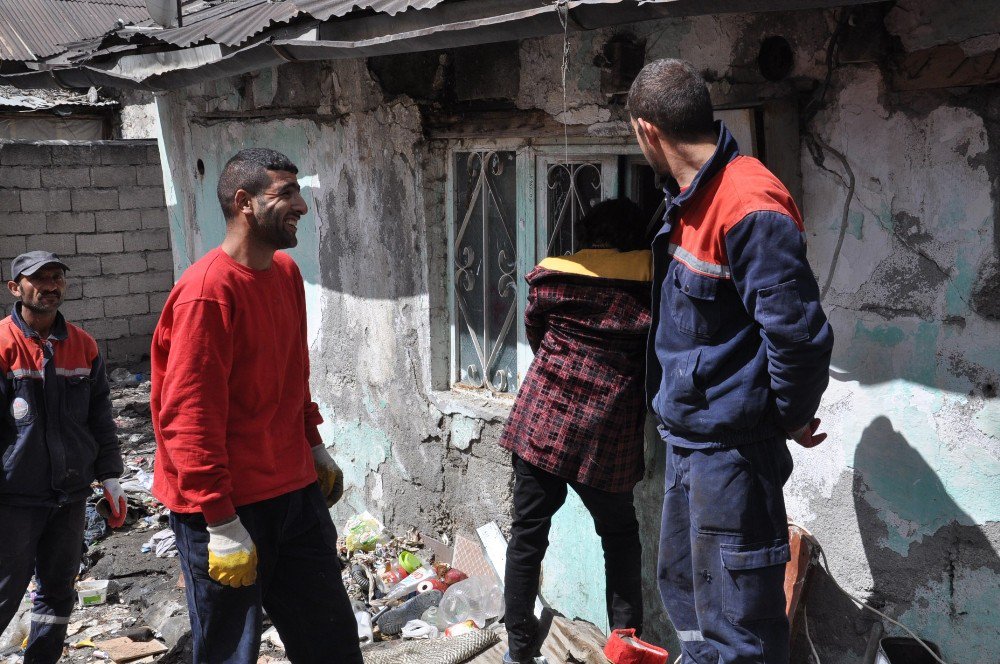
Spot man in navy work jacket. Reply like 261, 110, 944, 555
0, 251, 126, 664
628, 60, 834, 664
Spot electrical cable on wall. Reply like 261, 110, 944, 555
792, 523, 951, 664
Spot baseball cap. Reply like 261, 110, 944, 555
9, 251, 70, 282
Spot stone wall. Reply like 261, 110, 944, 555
0, 140, 171, 365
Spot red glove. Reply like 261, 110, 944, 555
102, 479, 127, 528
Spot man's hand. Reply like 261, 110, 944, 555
102, 479, 127, 528
207, 517, 258, 588
788, 418, 827, 448
312, 445, 344, 507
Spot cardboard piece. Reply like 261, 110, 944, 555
93, 637, 167, 663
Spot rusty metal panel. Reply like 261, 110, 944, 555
0, 0, 149, 61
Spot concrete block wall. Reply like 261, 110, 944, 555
0, 140, 171, 366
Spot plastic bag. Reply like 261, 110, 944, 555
438, 575, 505, 628
344, 512, 385, 552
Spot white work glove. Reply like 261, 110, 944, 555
102, 478, 127, 529
312, 445, 344, 508
206, 517, 258, 588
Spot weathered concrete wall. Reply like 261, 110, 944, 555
154, 1, 999, 661
0, 140, 172, 364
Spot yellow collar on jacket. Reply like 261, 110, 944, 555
537, 248, 652, 282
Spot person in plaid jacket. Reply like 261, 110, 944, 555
500, 198, 652, 664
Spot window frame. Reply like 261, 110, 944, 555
445, 138, 645, 398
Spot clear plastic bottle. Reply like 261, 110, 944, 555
352, 600, 373, 645
437, 575, 505, 628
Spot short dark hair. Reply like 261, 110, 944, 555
216, 148, 299, 220
627, 59, 715, 142
578, 198, 645, 252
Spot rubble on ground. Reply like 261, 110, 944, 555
1, 372, 612, 664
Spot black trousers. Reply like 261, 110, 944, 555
170, 484, 363, 664
503, 454, 643, 660
0, 500, 86, 664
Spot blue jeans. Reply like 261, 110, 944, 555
657, 436, 793, 664
0, 500, 86, 664
170, 484, 362, 664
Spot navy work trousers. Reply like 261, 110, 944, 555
170, 484, 363, 664
657, 436, 793, 664
0, 500, 86, 664
504, 454, 643, 661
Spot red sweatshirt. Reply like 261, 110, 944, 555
151, 248, 322, 524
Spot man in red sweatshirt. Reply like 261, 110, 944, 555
151, 148, 361, 664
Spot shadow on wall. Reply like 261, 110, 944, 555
801, 416, 1000, 661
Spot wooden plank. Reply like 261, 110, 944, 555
94, 637, 167, 663
785, 524, 814, 622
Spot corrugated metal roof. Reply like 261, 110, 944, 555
106, 0, 446, 49
293, 0, 444, 21
134, 0, 305, 48
0, 0, 150, 61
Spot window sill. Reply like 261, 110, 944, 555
427, 388, 514, 424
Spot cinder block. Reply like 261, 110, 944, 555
0, 236, 27, 261
83, 275, 130, 298
135, 164, 163, 186
140, 208, 168, 229
144, 250, 174, 272
26, 234, 75, 255
148, 291, 170, 313
47, 212, 96, 234
123, 229, 169, 252
59, 298, 104, 321
70, 255, 102, 277
56, 145, 98, 166
0, 189, 21, 211
104, 293, 148, 317
41, 168, 91, 189
100, 143, 149, 166
119, 186, 166, 210
129, 271, 174, 294
101, 253, 147, 275
97, 209, 142, 232
146, 145, 161, 163
129, 313, 161, 336
5, 213, 46, 235
95, 338, 108, 359
90, 165, 136, 188
72, 189, 118, 212
63, 281, 83, 300
20, 189, 71, 213
79, 318, 130, 341
0, 167, 41, 188
0, 144, 51, 166
76, 233, 123, 254
106, 334, 153, 363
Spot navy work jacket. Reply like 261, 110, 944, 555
648, 122, 834, 448
0, 303, 122, 505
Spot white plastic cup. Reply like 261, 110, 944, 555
76, 580, 109, 607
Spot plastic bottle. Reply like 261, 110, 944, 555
420, 605, 450, 631
437, 575, 505, 628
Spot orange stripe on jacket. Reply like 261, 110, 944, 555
670, 156, 803, 277
0, 316, 97, 377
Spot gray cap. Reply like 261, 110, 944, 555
9, 251, 70, 282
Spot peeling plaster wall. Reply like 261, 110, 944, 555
155, 2, 998, 661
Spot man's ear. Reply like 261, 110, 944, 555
234, 189, 253, 215
7, 280, 21, 298
636, 118, 662, 145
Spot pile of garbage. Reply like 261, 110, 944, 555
339, 513, 505, 654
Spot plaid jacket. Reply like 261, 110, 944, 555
499, 249, 652, 493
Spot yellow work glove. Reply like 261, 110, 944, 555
312, 445, 344, 507
206, 517, 258, 588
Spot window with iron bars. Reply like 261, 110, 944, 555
447, 144, 660, 397
446, 110, 763, 397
